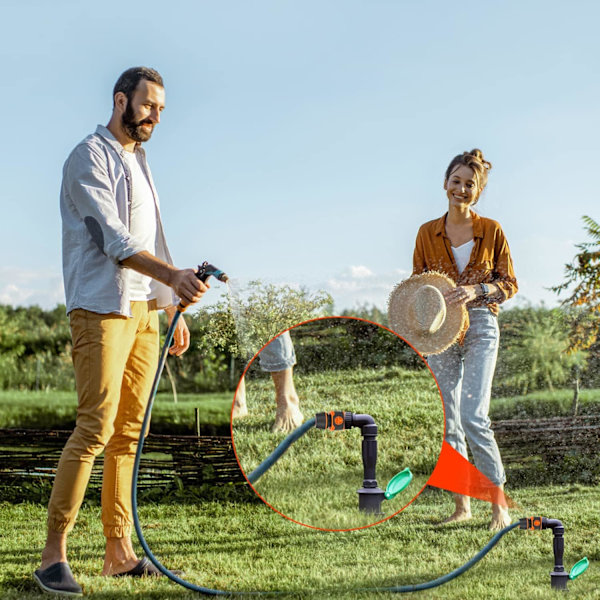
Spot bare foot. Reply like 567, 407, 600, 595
232, 397, 248, 418
232, 379, 248, 419
272, 399, 303, 433
270, 368, 303, 433
489, 506, 511, 530
442, 510, 472, 524
442, 493, 471, 524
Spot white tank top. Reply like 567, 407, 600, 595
122, 150, 157, 300
451, 239, 474, 274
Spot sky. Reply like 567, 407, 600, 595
1, 1, 599, 313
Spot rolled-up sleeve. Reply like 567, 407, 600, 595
65, 144, 145, 264
492, 227, 518, 302
412, 227, 427, 275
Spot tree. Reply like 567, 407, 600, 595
341, 303, 388, 327
495, 306, 586, 395
194, 280, 333, 361
551, 215, 600, 351
0, 304, 74, 390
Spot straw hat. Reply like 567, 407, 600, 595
387, 272, 467, 355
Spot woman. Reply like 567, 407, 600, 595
412, 149, 517, 530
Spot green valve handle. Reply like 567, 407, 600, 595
569, 557, 589, 580
384, 467, 413, 500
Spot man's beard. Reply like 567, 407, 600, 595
121, 102, 154, 143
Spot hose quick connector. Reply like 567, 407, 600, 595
315, 411, 347, 430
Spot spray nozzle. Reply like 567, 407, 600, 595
196, 261, 229, 283
177, 262, 229, 312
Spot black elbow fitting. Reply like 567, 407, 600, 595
314, 411, 385, 514
544, 518, 568, 591
348, 413, 376, 430
519, 517, 568, 590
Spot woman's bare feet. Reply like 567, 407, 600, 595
488, 484, 511, 530
442, 493, 472, 524
489, 503, 511, 530
232, 378, 248, 418
272, 400, 303, 433
271, 368, 303, 433
232, 368, 303, 431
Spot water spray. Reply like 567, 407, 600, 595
130, 266, 589, 594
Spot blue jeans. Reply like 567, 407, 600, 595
427, 308, 506, 485
258, 331, 296, 372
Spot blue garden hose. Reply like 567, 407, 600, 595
130, 308, 528, 596
247, 418, 316, 484
370, 522, 520, 593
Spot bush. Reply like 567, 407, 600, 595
494, 305, 586, 395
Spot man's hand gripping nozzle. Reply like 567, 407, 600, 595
177, 261, 229, 312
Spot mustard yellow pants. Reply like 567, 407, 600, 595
47, 301, 159, 538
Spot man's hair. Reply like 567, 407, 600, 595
113, 67, 164, 106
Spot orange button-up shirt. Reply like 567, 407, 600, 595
412, 211, 518, 316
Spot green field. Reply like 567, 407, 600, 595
1, 484, 599, 599
2, 385, 598, 433
1, 375, 599, 598
0, 390, 233, 435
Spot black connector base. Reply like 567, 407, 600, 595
550, 572, 569, 591
358, 487, 385, 514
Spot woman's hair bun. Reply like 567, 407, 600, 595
466, 148, 492, 171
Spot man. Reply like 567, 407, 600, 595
34, 67, 206, 596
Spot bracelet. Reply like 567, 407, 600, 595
479, 283, 490, 297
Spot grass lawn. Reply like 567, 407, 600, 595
2, 374, 599, 598
0, 390, 232, 434
1, 484, 599, 599
233, 366, 443, 530
491, 388, 600, 420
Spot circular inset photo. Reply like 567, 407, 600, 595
231, 317, 444, 530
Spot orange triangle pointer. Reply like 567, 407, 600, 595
427, 441, 517, 508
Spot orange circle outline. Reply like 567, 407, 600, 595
230, 315, 446, 532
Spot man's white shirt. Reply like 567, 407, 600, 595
122, 149, 157, 300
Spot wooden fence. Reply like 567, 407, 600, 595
492, 414, 600, 482
0, 429, 244, 495
1, 414, 598, 494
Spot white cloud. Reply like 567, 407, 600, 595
0, 266, 65, 308
323, 266, 410, 311
349, 265, 374, 278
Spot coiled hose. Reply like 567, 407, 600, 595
131, 310, 520, 596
